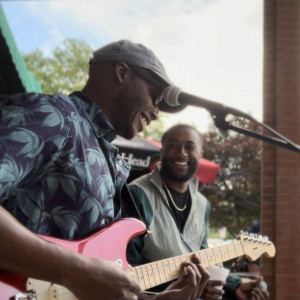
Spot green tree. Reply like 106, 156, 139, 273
201, 129, 262, 238
140, 115, 167, 141
23, 38, 93, 94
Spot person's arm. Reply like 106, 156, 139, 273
0, 206, 142, 300
0, 207, 211, 300
1, 188, 210, 300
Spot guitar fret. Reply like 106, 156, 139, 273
234, 241, 244, 257
225, 242, 235, 260
232, 242, 239, 259
164, 259, 172, 282
153, 261, 163, 285
168, 257, 178, 281
198, 250, 208, 266
135, 265, 147, 290
173, 256, 180, 276
211, 248, 218, 264
176, 256, 186, 276
203, 248, 214, 266
160, 259, 168, 283
150, 262, 158, 287
146, 263, 156, 288
140, 264, 151, 290
122, 235, 275, 292
212, 246, 223, 264
218, 245, 224, 262
219, 244, 230, 262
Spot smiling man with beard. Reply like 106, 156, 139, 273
126, 124, 209, 268
126, 124, 269, 300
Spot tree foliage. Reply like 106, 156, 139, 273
201, 129, 262, 238
22, 38, 93, 94
140, 115, 167, 141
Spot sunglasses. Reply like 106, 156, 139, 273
153, 93, 164, 107
124, 63, 165, 107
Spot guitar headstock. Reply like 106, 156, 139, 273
237, 234, 276, 261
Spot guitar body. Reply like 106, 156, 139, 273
0, 218, 146, 300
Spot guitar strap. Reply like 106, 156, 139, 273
97, 138, 144, 223
121, 182, 146, 224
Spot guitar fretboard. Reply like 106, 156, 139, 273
126, 240, 244, 290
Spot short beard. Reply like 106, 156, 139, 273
161, 158, 198, 183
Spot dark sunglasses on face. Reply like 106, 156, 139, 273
123, 63, 165, 107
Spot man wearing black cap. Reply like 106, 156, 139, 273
0, 40, 209, 300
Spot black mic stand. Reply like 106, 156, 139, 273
211, 111, 300, 153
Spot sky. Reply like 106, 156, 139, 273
1, 0, 263, 133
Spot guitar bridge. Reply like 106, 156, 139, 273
12, 290, 37, 300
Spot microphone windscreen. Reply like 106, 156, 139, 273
158, 86, 186, 113
163, 86, 182, 106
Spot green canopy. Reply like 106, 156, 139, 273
0, 3, 42, 95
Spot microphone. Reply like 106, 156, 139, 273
162, 87, 300, 153
163, 86, 255, 121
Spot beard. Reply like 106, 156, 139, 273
160, 157, 198, 183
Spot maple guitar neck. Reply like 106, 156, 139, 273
126, 240, 246, 290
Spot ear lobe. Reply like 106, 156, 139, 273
115, 62, 130, 83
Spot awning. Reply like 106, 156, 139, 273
0, 3, 42, 95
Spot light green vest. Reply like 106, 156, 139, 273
128, 163, 209, 262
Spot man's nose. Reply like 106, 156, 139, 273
177, 145, 188, 156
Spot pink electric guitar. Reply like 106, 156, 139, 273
0, 218, 275, 300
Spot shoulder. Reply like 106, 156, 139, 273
127, 180, 154, 226
128, 174, 153, 201
129, 172, 153, 187
0, 93, 74, 136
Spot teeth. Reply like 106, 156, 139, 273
142, 117, 148, 127
143, 112, 151, 125
175, 161, 187, 166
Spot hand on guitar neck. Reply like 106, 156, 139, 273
0, 213, 213, 300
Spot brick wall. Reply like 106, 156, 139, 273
262, 1, 300, 299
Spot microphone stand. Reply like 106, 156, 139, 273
211, 111, 300, 153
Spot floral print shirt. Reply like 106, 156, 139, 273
0, 91, 130, 239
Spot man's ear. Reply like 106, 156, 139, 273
114, 62, 130, 83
